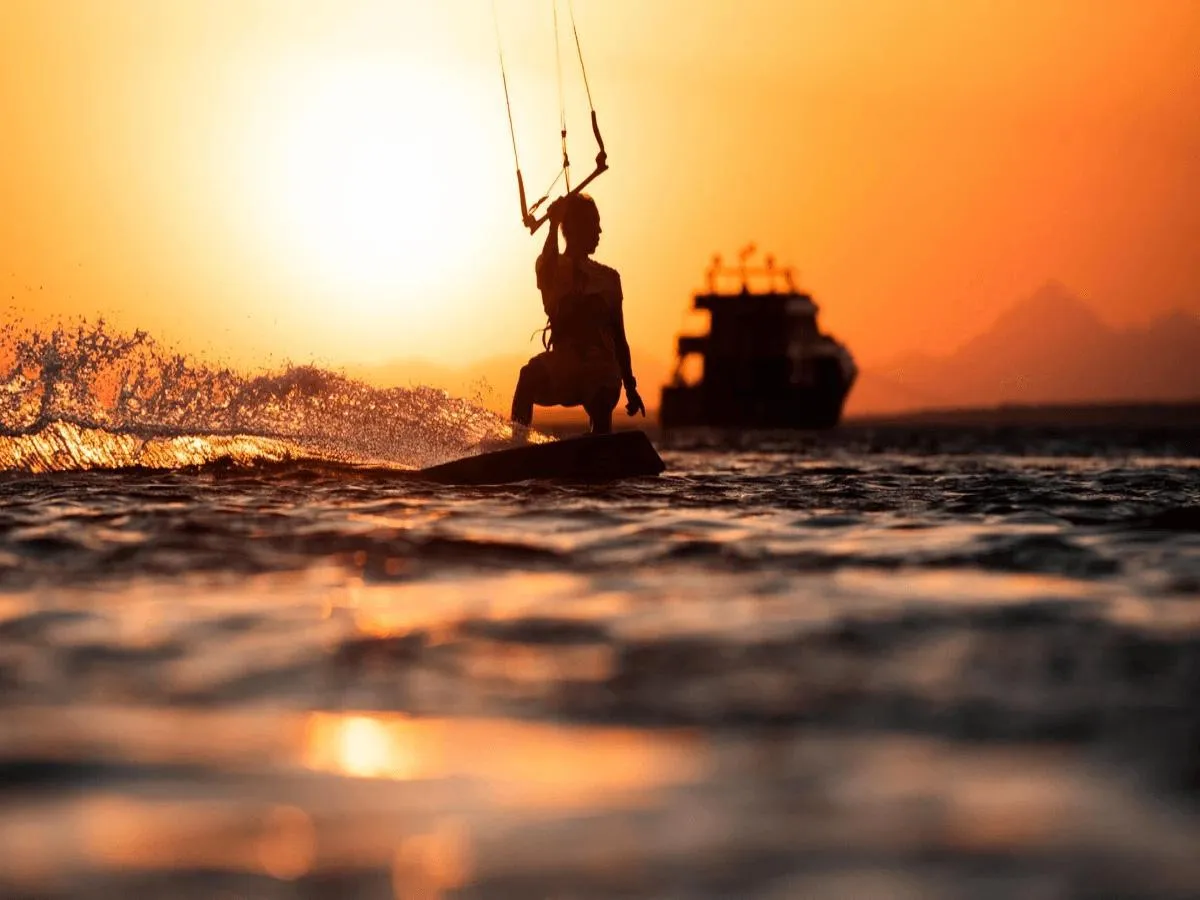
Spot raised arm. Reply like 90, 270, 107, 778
535, 221, 559, 286
535, 198, 567, 289
535, 202, 565, 319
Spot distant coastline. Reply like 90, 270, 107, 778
845, 399, 1200, 429
527, 399, 1200, 437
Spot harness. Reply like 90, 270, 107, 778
547, 291, 612, 354
535, 256, 613, 354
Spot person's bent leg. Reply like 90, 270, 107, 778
510, 362, 541, 427
587, 406, 612, 434
584, 385, 620, 435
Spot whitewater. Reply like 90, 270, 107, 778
0, 319, 544, 474
1, 319, 1198, 899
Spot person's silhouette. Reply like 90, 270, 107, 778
511, 194, 644, 435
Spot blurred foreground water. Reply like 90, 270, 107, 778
1, 433, 1198, 898
2, 321, 1199, 897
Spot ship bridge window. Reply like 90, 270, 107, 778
681, 308, 710, 336
673, 353, 704, 387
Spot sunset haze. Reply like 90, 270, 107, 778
4, 0, 1198, 410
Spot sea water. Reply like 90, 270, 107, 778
1, 321, 1198, 898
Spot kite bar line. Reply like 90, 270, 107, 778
494, 0, 608, 234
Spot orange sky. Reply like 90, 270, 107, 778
3, 0, 1198, 377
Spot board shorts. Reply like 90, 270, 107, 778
523, 346, 622, 409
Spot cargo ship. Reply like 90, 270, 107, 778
659, 246, 857, 429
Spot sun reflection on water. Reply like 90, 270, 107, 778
300, 712, 708, 811
304, 714, 426, 781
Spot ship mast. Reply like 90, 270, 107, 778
705, 244, 797, 294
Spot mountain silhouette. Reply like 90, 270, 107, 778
850, 282, 1200, 414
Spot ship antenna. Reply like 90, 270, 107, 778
737, 243, 756, 291
707, 254, 722, 293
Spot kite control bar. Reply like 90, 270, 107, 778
496, 1, 607, 236
520, 111, 607, 234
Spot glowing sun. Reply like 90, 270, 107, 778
260, 60, 496, 303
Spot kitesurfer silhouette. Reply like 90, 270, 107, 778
511, 193, 644, 435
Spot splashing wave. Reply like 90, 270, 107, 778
0, 319, 537, 473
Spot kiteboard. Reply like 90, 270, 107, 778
416, 430, 665, 486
